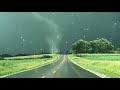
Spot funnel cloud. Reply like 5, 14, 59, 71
32, 12, 62, 53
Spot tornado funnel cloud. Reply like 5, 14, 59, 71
32, 12, 62, 54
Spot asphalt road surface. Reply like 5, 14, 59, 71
5, 55, 100, 78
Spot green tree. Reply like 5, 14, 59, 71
72, 39, 91, 54
116, 48, 120, 53
90, 38, 114, 53
90, 40, 99, 53
72, 38, 114, 54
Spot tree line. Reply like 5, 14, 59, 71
70, 38, 116, 54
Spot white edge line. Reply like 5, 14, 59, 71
0, 55, 62, 78
67, 55, 110, 78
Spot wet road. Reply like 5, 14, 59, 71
5, 55, 100, 78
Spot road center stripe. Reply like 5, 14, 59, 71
42, 55, 66, 77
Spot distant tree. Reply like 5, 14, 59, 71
71, 38, 114, 54
116, 48, 120, 53
90, 40, 99, 53
66, 50, 73, 54
90, 38, 114, 53
85, 41, 92, 53
1, 54, 13, 57
15, 54, 28, 56
72, 39, 91, 54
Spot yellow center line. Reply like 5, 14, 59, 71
51, 55, 65, 74
41, 55, 66, 77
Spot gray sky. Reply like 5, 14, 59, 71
0, 12, 120, 55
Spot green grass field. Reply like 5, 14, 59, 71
75, 54, 120, 61
69, 54, 120, 78
0, 54, 60, 76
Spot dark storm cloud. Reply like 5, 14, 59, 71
0, 12, 120, 55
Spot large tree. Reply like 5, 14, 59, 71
71, 38, 114, 54
90, 38, 114, 53
72, 39, 91, 54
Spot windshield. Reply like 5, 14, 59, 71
0, 12, 120, 78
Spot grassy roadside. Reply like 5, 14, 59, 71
75, 54, 120, 61
0, 54, 60, 76
69, 54, 120, 78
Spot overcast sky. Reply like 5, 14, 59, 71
0, 12, 120, 55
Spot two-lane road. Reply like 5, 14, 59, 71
5, 55, 100, 78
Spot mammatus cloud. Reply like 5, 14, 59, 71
32, 12, 62, 53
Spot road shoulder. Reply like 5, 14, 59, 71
67, 55, 110, 78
